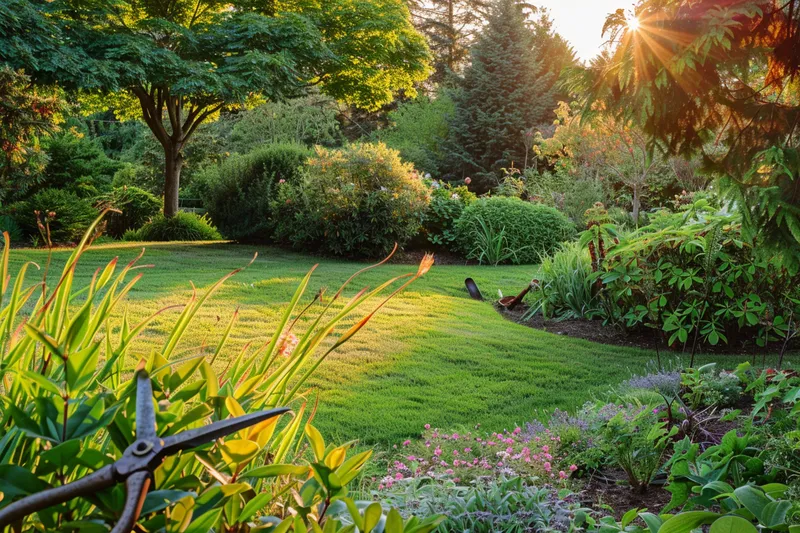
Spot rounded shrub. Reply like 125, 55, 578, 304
454, 196, 576, 264
96, 186, 161, 238
6, 188, 98, 244
272, 143, 429, 257
123, 212, 222, 242
197, 143, 311, 241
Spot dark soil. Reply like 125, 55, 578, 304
497, 302, 799, 357
580, 469, 672, 518
499, 303, 665, 351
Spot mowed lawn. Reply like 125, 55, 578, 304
8, 242, 796, 445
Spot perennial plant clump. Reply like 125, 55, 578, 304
380, 424, 579, 490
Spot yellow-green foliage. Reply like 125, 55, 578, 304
0, 213, 434, 531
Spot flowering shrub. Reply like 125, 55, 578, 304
421, 180, 476, 249
273, 143, 430, 257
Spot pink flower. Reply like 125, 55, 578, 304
464, 177, 472, 185
279, 179, 286, 184
543, 462, 552, 472
559, 471, 568, 479
452, 450, 459, 456
434, 446, 442, 457
403, 440, 411, 446
445, 469, 454, 475
542, 445, 549, 453
464, 448, 472, 453
424, 424, 431, 430
569, 464, 578, 472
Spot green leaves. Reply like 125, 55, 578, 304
0, 218, 432, 532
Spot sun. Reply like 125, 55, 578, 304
627, 16, 641, 31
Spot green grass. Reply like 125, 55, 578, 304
8, 242, 797, 445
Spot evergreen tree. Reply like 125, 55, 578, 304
443, 0, 556, 191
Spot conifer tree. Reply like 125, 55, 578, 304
443, 0, 556, 191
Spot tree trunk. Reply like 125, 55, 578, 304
632, 183, 641, 226
163, 143, 183, 218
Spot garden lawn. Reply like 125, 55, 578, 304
9, 242, 797, 445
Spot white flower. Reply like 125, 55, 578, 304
380, 186, 388, 192
451, 193, 460, 200
431, 180, 441, 189
424, 173, 431, 179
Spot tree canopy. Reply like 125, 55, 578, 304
0, 0, 430, 215
574, 0, 800, 268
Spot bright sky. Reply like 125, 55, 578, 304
535, 0, 637, 61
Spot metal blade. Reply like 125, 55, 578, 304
135, 368, 157, 441
161, 407, 290, 454
0, 465, 115, 528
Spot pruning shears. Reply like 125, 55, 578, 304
0, 366, 289, 532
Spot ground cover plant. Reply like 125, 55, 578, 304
375, 361, 800, 532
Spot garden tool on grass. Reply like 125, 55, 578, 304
498, 279, 539, 310
0, 363, 289, 532
465, 277, 483, 300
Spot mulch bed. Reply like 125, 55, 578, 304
580, 469, 672, 518
497, 302, 798, 357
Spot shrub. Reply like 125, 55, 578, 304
273, 143, 429, 258
41, 131, 122, 197
95, 186, 161, 237
584, 200, 800, 353
454, 197, 576, 264
0, 214, 23, 243
197, 143, 311, 240
123, 211, 222, 241
0, 220, 436, 531
5, 188, 98, 244
422, 181, 477, 249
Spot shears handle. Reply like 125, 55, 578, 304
0, 464, 116, 529
110, 471, 151, 533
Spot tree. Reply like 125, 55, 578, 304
537, 102, 665, 225
0, 0, 430, 216
407, 0, 490, 84
443, 0, 558, 191
573, 0, 800, 268
0, 68, 61, 204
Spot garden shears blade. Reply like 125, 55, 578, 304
0, 368, 289, 532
